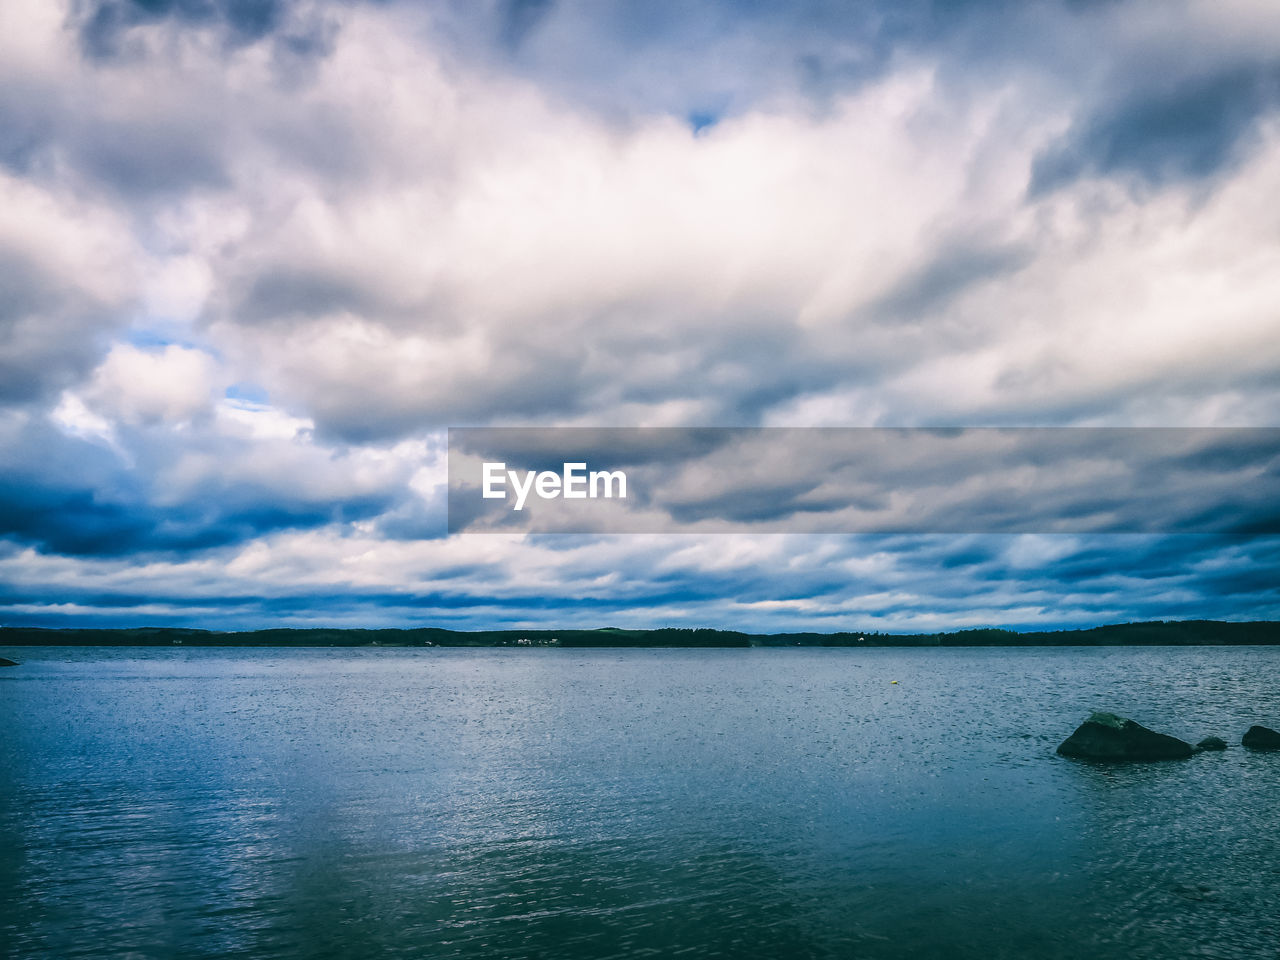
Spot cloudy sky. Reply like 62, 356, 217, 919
1, 0, 1278, 632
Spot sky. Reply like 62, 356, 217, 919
1, 0, 1279, 632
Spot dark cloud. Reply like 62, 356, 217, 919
373, 491, 450, 541
3, 532, 1278, 630
71, 0, 352, 73
77, 115, 233, 197
0, 466, 389, 556
0, 249, 124, 406
1031, 66, 1280, 193
78, 0, 286, 59
865, 241, 1032, 324
239, 270, 388, 324
498, 0, 555, 52
0, 418, 409, 556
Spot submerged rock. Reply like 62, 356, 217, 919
1242, 726, 1280, 750
0, 657, 17, 667
1057, 712, 1193, 761
1195, 737, 1228, 752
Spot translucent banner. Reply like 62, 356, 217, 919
447, 427, 1280, 534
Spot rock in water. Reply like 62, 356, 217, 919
1241, 726, 1280, 750
1057, 712, 1194, 761
0, 657, 17, 667
1195, 737, 1228, 752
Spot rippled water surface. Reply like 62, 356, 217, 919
2, 646, 1279, 959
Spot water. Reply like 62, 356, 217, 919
2, 646, 1278, 960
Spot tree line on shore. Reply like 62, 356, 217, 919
2, 620, 1279, 647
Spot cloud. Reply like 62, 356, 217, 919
185, 9, 1277, 438
200, 57, 1044, 438
73, 0, 339, 63
83, 343, 223, 424
8, 0, 1279, 434
446, 427, 1280, 535
0, 400, 436, 556
0, 0, 1279, 627
1031, 65, 1280, 192
1, 530, 1277, 630
0, 171, 140, 404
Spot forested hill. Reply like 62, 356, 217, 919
2, 621, 1279, 647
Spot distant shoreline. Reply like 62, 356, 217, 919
2, 620, 1279, 647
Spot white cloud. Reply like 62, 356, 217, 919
50, 391, 119, 449
84, 343, 223, 425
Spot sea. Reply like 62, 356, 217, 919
2, 645, 1278, 960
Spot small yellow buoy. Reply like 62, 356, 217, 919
890, 680, 899, 684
